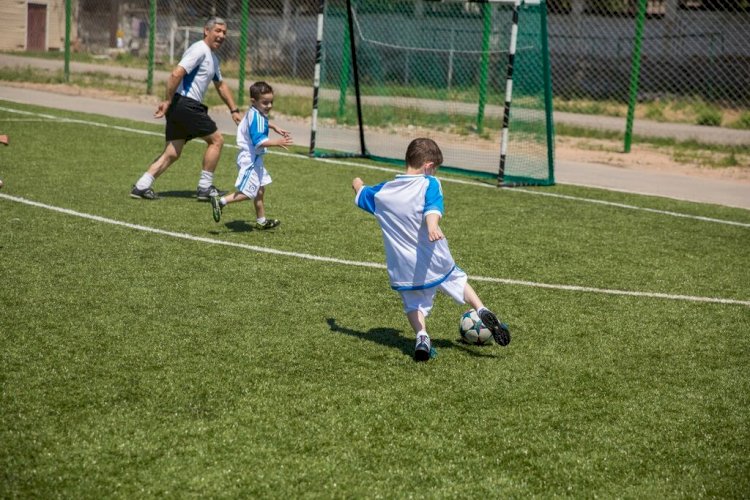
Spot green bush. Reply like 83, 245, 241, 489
695, 107, 722, 127
730, 111, 750, 130
644, 101, 666, 121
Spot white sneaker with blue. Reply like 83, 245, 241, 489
414, 333, 432, 362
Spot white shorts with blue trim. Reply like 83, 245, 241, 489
398, 267, 467, 317
235, 152, 271, 199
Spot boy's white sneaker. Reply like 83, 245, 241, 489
414, 334, 432, 362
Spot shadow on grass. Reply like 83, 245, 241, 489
326, 318, 497, 359
224, 220, 256, 233
206, 220, 261, 235
156, 190, 196, 200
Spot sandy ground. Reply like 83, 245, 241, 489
556, 136, 750, 183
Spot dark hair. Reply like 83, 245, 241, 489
405, 138, 443, 168
250, 81, 274, 101
205, 17, 226, 29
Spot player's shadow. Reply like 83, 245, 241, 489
154, 190, 195, 200
326, 318, 496, 359
224, 220, 256, 233
206, 220, 259, 235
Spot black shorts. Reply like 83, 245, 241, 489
164, 94, 218, 142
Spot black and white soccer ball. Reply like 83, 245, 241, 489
459, 309, 493, 345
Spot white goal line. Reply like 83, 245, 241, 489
0, 105, 747, 229
1, 192, 747, 308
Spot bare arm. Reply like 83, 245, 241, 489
260, 135, 294, 151
214, 80, 242, 125
425, 213, 444, 242
270, 122, 291, 138
154, 66, 187, 118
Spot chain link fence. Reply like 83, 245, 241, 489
548, 0, 749, 125
47, 0, 750, 129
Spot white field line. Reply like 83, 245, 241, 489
2, 105, 749, 228
1, 193, 385, 269
0, 118, 64, 122
1, 193, 748, 308
0, 107, 163, 137
2, 105, 749, 230
276, 153, 750, 228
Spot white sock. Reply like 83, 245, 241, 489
416, 330, 428, 339
198, 171, 214, 190
135, 173, 154, 191
256, 217, 266, 224
477, 307, 489, 315
219, 197, 227, 207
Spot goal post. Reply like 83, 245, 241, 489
310, 0, 555, 187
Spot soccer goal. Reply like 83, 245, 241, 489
309, 0, 555, 186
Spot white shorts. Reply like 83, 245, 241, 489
235, 153, 272, 199
398, 268, 468, 317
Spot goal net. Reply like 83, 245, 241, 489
310, 0, 555, 186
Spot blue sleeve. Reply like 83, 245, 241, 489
355, 181, 386, 214
424, 176, 444, 215
213, 56, 222, 82
249, 112, 269, 147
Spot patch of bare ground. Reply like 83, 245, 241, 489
3, 80, 159, 106
555, 136, 750, 183
369, 121, 750, 183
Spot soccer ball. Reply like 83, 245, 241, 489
459, 309, 493, 345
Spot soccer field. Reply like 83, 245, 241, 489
1, 101, 749, 497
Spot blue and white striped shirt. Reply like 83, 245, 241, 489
236, 107, 269, 167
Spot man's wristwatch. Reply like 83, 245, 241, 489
230, 108, 240, 114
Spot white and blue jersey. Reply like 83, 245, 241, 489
355, 175, 456, 291
236, 107, 269, 166
234, 107, 271, 197
176, 40, 222, 103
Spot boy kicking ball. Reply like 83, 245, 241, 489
352, 138, 511, 362
211, 81, 292, 229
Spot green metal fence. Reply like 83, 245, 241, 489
33, 0, 749, 145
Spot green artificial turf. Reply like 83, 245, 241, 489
1, 101, 748, 498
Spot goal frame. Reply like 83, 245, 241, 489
309, 0, 555, 187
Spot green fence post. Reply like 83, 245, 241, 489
238, 0, 249, 106
540, 0, 555, 185
64, 0, 71, 83
477, 2, 492, 134
146, 0, 156, 95
624, 0, 647, 153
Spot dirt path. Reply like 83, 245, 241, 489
5, 80, 747, 185
2, 81, 750, 209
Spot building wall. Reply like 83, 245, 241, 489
0, 0, 75, 51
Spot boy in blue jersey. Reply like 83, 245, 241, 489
211, 81, 293, 229
352, 138, 511, 362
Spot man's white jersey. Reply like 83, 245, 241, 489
176, 40, 222, 103
355, 175, 456, 291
